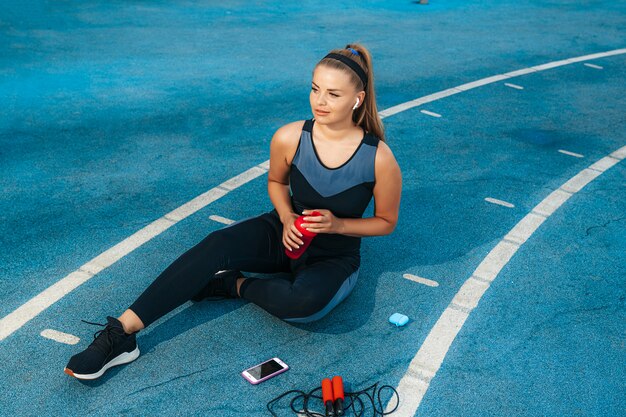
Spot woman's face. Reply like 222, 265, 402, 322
309, 65, 363, 124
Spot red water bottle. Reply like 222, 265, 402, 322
285, 211, 321, 259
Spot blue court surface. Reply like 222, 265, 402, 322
1, 1, 625, 416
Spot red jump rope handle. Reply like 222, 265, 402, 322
332, 376, 345, 416
321, 378, 335, 416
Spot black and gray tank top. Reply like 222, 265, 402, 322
288, 118, 380, 253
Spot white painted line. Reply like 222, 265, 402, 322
209, 215, 235, 225
455, 74, 510, 91
421, 88, 463, 102
532, 189, 572, 218
420, 110, 442, 118
386, 144, 626, 416
3, 48, 625, 342
584, 63, 603, 69
403, 274, 440, 287
388, 307, 470, 413
503, 212, 546, 245
485, 197, 515, 208
257, 160, 270, 171
451, 277, 491, 311
565, 49, 626, 62
501, 67, 538, 78
558, 149, 584, 158
165, 188, 228, 222
531, 58, 573, 71
560, 168, 602, 193
472, 240, 519, 283
219, 166, 267, 191
504, 83, 524, 90
379, 88, 462, 118
379, 48, 626, 121
610, 146, 626, 160
40, 329, 80, 345
80, 262, 106, 276
588, 156, 620, 173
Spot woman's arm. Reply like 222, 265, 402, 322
267, 121, 302, 221
302, 141, 402, 237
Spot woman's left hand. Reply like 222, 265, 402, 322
301, 209, 345, 234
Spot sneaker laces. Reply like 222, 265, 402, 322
81, 319, 127, 357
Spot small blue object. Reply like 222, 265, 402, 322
347, 47, 360, 56
389, 313, 409, 327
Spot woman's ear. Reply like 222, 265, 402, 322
358, 91, 366, 104
354, 92, 366, 109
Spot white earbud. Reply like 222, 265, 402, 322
353, 98, 360, 110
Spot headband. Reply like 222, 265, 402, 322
323, 52, 368, 89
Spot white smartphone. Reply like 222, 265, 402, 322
241, 357, 289, 385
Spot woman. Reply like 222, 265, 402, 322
65, 43, 402, 380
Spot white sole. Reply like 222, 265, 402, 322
65, 346, 140, 380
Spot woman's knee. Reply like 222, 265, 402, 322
250, 284, 324, 322
262, 282, 330, 323
280, 271, 359, 323
195, 228, 233, 257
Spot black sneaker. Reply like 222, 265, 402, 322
191, 270, 242, 301
64, 316, 140, 380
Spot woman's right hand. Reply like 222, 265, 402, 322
281, 212, 304, 252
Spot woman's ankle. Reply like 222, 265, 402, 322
118, 309, 145, 334
236, 277, 246, 297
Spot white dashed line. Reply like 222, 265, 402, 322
584, 63, 603, 69
504, 82, 524, 90
40, 329, 80, 345
485, 198, 515, 208
2, 48, 625, 342
386, 144, 626, 416
420, 110, 442, 118
403, 274, 440, 287
558, 149, 584, 158
209, 215, 235, 225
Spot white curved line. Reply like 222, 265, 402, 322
378, 48, 626, 119
1, 48, 624, 342
387, 144, 625, 416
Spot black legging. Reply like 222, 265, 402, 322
129, 210, 360, 327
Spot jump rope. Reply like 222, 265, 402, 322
267, 376, 400, 416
